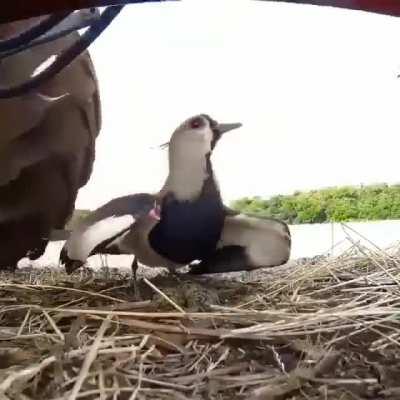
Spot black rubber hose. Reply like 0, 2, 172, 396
0, 6, 123, 98
0, 12, 71, 52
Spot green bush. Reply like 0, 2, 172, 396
230, 184, 400, 224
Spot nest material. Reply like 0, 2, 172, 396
1, 243, 400, 399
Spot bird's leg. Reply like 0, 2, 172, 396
100, 254, 110, 280
130, 256, 141, 300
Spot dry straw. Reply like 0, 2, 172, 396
0, 233, 400, 399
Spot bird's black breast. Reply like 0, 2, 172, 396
148, 192, 225, 264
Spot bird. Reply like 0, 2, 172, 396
59, 193, 162, 293
60, 114, 291, 282
0, 15, 101, 269
59, 114, 241, 275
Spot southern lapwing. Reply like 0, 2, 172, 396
59, 114, 241, 277
0, 15, 101, 270
60, 114, 291, 282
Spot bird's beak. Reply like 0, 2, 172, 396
217, 122, 242, 135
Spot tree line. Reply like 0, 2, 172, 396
68, 183, 400, 227
230, 183, 400, 224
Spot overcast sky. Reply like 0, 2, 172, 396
75, 0, 400, 210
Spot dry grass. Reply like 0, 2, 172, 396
1, 241, 400, 399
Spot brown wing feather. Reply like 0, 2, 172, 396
0, 20, 101, 268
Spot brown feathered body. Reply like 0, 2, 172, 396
0, 17, 101, 268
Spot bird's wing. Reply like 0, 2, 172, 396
0, 24, 101, 180
0, 27, 101, 225
63, 193, 156, 262
83, 193, 157, 226
0, 20, 102, 267
189, 213, 291, 275
219, 213, 291, 262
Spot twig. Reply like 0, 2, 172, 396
67, 315, 112, 400
143, 278, 186, 314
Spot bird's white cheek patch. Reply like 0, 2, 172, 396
66, 214, 135, 261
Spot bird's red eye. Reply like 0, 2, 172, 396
190, 117, 204, 129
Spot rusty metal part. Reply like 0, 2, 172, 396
257, 1, 400, 17
1, 0, 400, 23
306, 0, 400, 16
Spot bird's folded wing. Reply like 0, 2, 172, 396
0, 29, 101, 187
63, 193, 157, 259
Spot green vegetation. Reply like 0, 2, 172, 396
67, 183, 400, 228
231, 184, 400, 224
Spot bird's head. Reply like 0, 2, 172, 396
163, 114, 242, 157
159, 114, 242, 201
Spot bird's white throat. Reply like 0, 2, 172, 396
163, 140, 214, 201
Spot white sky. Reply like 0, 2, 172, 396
76, 0, 400, 210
